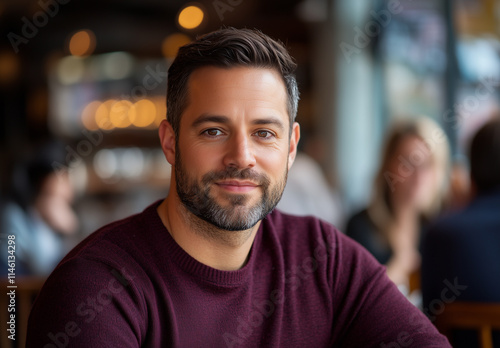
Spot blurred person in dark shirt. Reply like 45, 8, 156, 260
1, 140, 78, 276
422, 115, 500, 348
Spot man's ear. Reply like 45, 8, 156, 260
288, 122, 300, 170
159, 119, 176, 165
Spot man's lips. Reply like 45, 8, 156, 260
215, 180, 260, 193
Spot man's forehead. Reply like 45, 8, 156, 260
182, 66, 289, 119
187, 65, 286, 90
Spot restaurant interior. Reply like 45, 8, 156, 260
1, 0, 500, 346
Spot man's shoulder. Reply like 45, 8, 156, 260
261, 209, 367, 261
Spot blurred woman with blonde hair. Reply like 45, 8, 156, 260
346, 116, 450, 295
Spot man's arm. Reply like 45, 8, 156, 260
330, 232, 451, 348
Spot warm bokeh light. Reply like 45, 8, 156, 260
130, 99, 156, 128
82, 100, 102, 130
178, 5, 204, 29
95, 99, 116, 130
109, 100, 133, 128
69, 29, 96, 57
162, 33, 191, 58
83, 98, 165, 130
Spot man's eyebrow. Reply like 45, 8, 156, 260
191, 114, 286, 133
191, 114, 229, 128
251, 117, 286, 133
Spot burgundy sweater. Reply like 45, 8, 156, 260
27, 201, 450, 347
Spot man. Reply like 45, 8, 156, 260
422, 116, 500, 348
28, 28, 450, 347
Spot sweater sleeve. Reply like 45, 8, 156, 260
330, 231, 451, 348
27, 255, 147, 347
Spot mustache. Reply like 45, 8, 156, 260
201, 167, 270, 187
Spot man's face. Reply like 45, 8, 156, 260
169, 66, 299, 231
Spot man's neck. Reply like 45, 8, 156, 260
157, 197, 260, 271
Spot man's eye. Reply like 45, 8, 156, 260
255, 130, 274, 139
203, 129, 223, 137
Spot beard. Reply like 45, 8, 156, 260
175, 148, 287, 231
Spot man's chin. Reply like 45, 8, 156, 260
203, 204, 264, 231
214, 191, 261, 208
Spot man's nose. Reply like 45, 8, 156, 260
223, 133, 257, 169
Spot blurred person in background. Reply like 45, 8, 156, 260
346, 116, 450, 296
277, 131, 343, 226
422, 115, 500, 348
0, 140, 78, 276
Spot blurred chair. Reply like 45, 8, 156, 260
0, 277, 46, 348
409, 268, 420, 294
434, 302, 500, 348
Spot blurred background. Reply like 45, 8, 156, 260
0, 0, 499, 253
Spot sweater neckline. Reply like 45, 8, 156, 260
146, 200, 260, 286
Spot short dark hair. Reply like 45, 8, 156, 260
166, 27, 299, 136
469, 116, 500, 193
